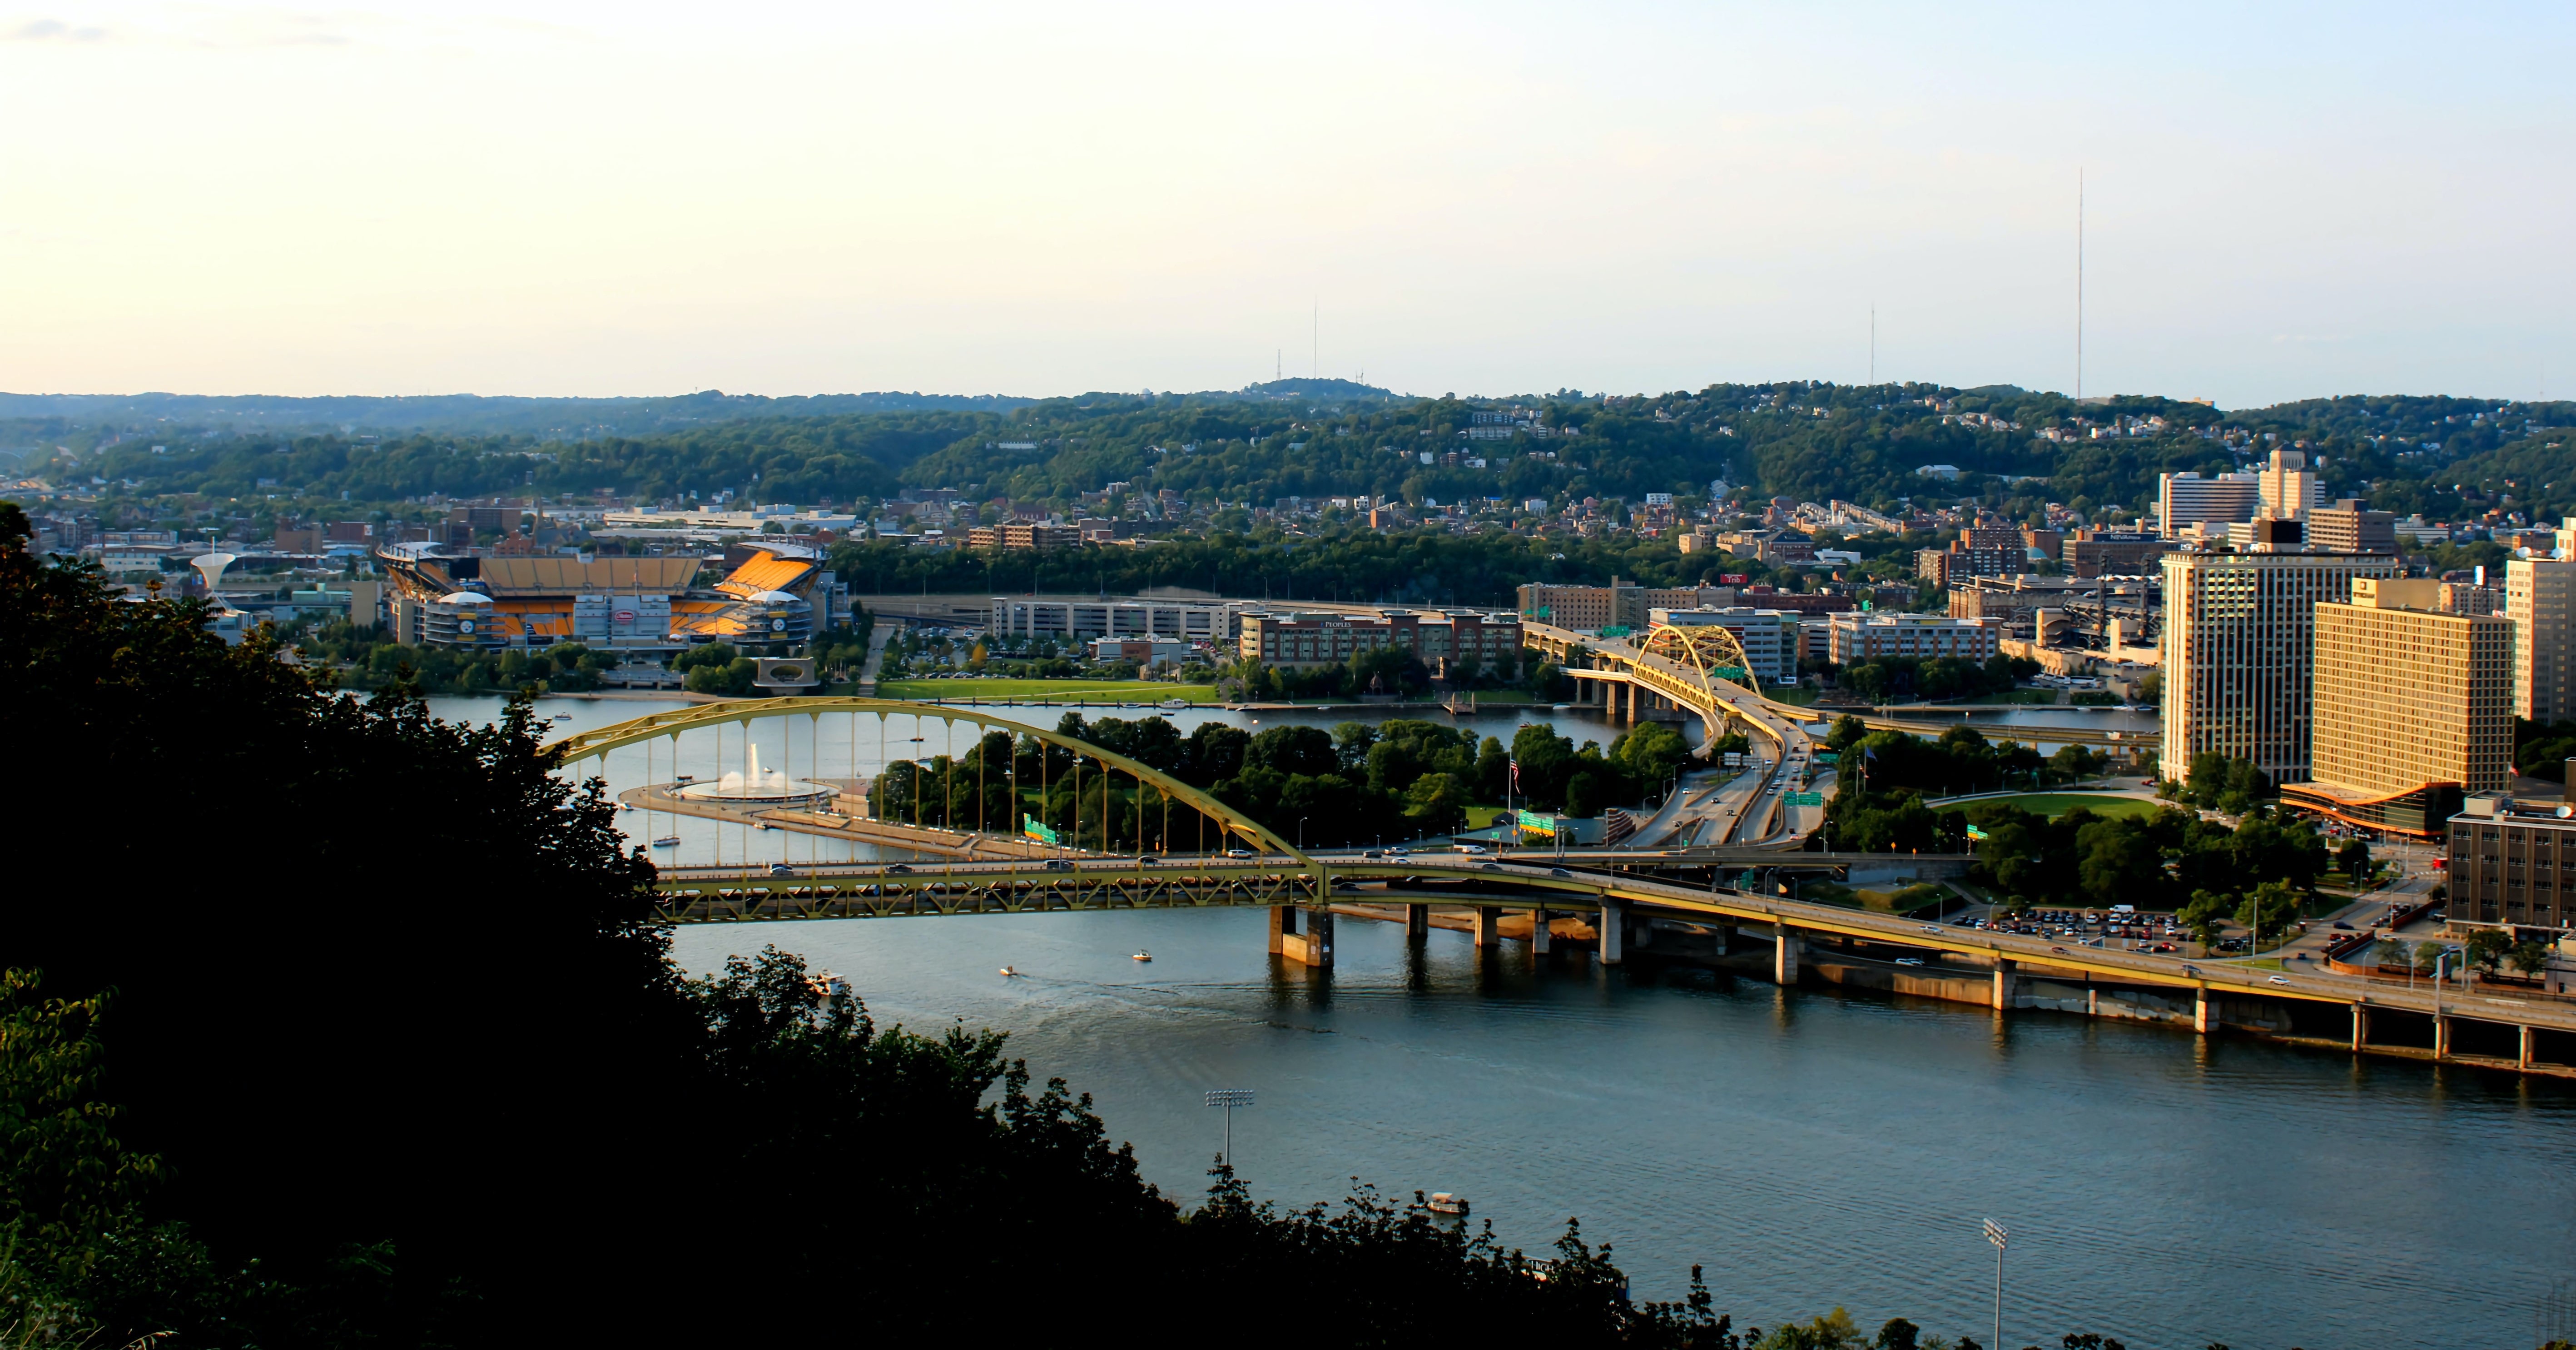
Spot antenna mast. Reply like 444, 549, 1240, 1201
2076, 168, 2085, 404
1870, 302, 1876, 386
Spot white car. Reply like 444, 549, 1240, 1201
1455, 844, 1490, 855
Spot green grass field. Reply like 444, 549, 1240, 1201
874, 678, 1223, 704
1957, 792, 2166, 820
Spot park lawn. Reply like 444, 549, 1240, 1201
1960, 792, 2166, 821
875, 678, 1222, 704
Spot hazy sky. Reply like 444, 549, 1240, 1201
4, 2, 2570, 408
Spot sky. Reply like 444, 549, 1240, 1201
2, 2, 2570, 409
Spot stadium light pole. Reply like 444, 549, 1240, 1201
1206, 1089, 1255, 1167
1984, 1218, 2008, 1350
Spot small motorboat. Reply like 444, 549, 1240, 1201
552, 712, 573, 722
1159, 698, 1188, 710
1426, 1192, 1469, 1216
652, 836, 681, 848
1551, 703, 1570, 712
755, 822, 778, 832
620, 803, 635, 812
1131, 951, 1152, 962
999, 966, 1018, 977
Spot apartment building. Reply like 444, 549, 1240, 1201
2283, 578, 2511, 837
2160, 548, 2399, 786
1824, 613, 2000, 666
966, 523, 1082, 550
2507, 558, 2576, 724
1239, 608, 1524, 674
988, 595, 1240, 642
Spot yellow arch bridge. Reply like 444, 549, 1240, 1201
541, 698, 2576, 1076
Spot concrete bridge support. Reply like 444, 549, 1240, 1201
2521, 1024, 2536, 1069
1276, 906, 1334, 968
2433, 1015, 2451, 1061
1475, 906, 1502, 947
2194, 989, 2212, 1035
1773, 922, 1800, 985
1600, 902, 1624, 965
1405, 903, 1429, 941
1532, 908, 1553, 954
2353, 1005, 2368, 1052
1993, 958, 2017, 1013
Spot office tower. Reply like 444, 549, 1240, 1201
2160, 548, 2400, 786
2304, 500, 2397, 554
2256, 448, 2325, 520
2156, 471, 2259, 538
2507, 558, 2576, 724
2284, 579, 2512, 836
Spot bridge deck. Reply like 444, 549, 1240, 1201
651, 855, 2576, 1037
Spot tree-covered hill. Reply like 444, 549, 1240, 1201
31, 380, 2576, 531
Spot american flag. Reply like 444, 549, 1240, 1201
1509, 757, 1519, 791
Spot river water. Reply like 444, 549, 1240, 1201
438, 694, 2576, 1349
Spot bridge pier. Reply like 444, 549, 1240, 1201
1269, 905, 1289, 955
2353, 1004, 2368, 1052
2433, 1014, 2451, 1061
1992, 958, 2017, 1013
1405, 903, 1429, 941
2521, 1023, 2536, 1069
1475, 906, 1502, 947
1773, 922, 1800, 985
2194, 988, 2212, 1035
1279, 906, 1335, 968
1532, 908, 1552, 954
1600, 902, 1624, 965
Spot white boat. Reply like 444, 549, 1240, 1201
1551, 703, 1570, 711
1159, 698, 1189, 710
999, 966, 1018, 977
1131, 951, 1152, 962
1426, 1192, 1469, 1215
755, 822, 777, 831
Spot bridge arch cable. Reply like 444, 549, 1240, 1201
541, 696, 1310, 865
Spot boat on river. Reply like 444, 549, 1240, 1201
1132, 951, 1152, 962
1425, 1193, 1469, 1215
651, 836, 680, 848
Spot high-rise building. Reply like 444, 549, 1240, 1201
2156, 471, 2259, 539
2283, 579, 2512, 837
2304, 500, 2397, 554
2256, 448, 2325, 520
2160, 549, 2400, 786
2507, 558, 2576, 724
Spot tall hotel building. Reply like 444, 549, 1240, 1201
2506, 557, 2576, 724
2160, 545, 2398, 787
2282, 579, 2513, 836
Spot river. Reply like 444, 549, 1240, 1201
437, 694, 2576, 1349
